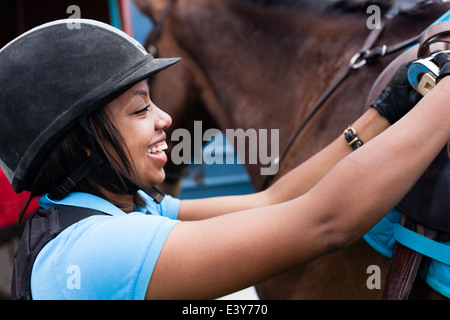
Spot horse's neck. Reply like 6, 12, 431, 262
176, 4, 369, 131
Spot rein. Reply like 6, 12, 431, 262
146, 0, 175, 57
261, 1, 420, 189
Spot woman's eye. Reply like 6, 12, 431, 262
135, 105, 150, 115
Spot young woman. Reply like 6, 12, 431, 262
1, 19, 449, 300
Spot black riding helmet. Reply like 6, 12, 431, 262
0, 19, 180, 194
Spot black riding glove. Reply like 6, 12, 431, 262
370, 61, 422, 124
433, 52, 450, 84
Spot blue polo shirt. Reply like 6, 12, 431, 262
30, 190, 180, 300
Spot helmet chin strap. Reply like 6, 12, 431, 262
98, 162, 165, 203
49, 153, 104, 200
96, 158, 141, 195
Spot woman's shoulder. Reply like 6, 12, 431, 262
31, 203, 179, 299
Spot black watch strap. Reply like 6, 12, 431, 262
343, 126, 364, 151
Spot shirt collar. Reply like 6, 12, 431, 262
38, 192, 126, 216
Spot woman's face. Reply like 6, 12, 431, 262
105, 80, 172, 189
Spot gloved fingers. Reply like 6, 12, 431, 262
386, 61, 415, 88
408, 90, 423, 105
432, 52, 450, 68
370, 88, 391, 108
432, 51, 450, 84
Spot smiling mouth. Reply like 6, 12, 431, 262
147, 142, 168, 154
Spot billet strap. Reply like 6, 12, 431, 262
382, 217, 427, 300
382, 238, 423, 299
382, 216, 441, 300
418, 21, 450, 57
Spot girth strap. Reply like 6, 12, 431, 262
382, 217, 438, 300
382, 243, 423, 299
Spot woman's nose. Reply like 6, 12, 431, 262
154, 104, 172, 130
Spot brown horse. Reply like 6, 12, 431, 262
135, 0, 450, 299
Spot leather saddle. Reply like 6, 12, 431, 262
363, 30, 449, 233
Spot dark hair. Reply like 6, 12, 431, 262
18, 106, 143, 222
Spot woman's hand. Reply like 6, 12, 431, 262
433, 52, 450, 83
370, 61, 422, 124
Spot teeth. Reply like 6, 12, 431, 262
148, 142, 168, 154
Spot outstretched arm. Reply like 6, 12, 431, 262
178, 107, 389, 220
178, 60, 420, 220
146, 76, 450, 299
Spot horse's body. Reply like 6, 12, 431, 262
136, 0, 450, 298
